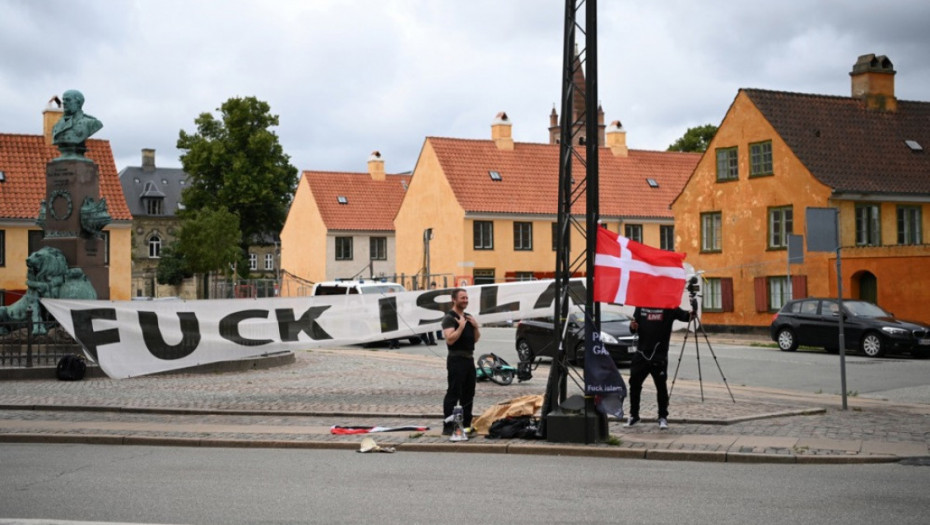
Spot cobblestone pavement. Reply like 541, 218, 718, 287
1, 348, 928, 463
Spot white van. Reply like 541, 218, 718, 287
311, 280, 406, 296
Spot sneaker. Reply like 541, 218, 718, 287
464, 426, 477, 437
658, 418, 669, 430
625, 416, 640, 427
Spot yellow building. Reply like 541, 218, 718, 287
279, 152, 411, 295
394, 112, 699, 286
0, 102, 133, 303
672, 54, 930, 329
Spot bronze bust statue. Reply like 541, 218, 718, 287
52, 89, 103, 160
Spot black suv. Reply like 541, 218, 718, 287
515, 309, 637, 365
770, 298, 930, 358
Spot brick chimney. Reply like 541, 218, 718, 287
43, 95, 63, 145
606, 120, 628, 157
850, 53, 897, 111
142, 148, 156, 172
368, 150, 385, 181
491, 112, 514, 151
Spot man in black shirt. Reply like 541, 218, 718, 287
627, 306, 692, 430
441, 288, 480, 435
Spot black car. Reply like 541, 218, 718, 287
770, 298, 930, 358
515, 310, 638, 365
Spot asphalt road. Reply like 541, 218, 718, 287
389, 327, 930, 404
2, 444, 928, 525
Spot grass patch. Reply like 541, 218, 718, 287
408, 432, 424, 439
606, 435, 622, 446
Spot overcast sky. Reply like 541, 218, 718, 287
3, 0, 929, 176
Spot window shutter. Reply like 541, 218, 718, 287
721, 278, 734, 312
754, 277, 768, 312
791, 275, 808, 299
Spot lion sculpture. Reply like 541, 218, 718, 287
0, 246, 97, 335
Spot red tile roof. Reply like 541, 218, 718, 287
745, 89, 930, 194
428, 137, 699, 219
0, 134, 131, 221
304, 171, 411, 231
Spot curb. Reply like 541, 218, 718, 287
0, 433, 908, 464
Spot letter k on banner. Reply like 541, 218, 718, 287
593, 228, 687, 308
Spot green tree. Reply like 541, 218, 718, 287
667, 124, 718, 153
176, 207, 243, 275
155, 242, 193, 286
176, 96, 298, 243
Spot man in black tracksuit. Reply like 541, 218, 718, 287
441, 288, 480, 435
627, 306, 692, 430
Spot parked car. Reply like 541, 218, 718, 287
515, 308, 637, 366
770, 298, 930, 358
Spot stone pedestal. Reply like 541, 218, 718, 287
41, 159, 109, 299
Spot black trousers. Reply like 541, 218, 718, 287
628, 354, 669, 419
443, 355, 476, 427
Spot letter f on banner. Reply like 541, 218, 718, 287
593, 228, 687, 308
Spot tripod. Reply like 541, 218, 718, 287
669, 293, 735, 403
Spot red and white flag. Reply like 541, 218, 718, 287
594, 228, 687, 308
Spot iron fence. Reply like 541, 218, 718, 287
0, 309, 80, 368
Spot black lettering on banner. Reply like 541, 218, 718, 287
415, 290, 452, 325
137, 311, 201, 360
532, 280, 587, 309
479, 285, 519, 315
219, 310, 274, 346
378, 296, 398, 333
70, 308, 119, 362
276, 307, 333, 341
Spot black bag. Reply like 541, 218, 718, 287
486, 416, 540, 440
56, 354, 87, 381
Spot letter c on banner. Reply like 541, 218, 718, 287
219, 310, 274, 346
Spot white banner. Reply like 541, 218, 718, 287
42, 280, 584, 379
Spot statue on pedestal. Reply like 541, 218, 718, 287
51, 89, 103, 161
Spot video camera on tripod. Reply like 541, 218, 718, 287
686, 276, 700, 309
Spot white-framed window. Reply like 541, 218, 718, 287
701, 212, 722, 252
768, 206, 793, 249
855, 204, 881, 246
660, 225, 674, 251
474, 221, 493, 250
716, 147, 738, 181
703, 278, 722, 311
265, 253, 274, 270
768, 276, 790, 311
370, 237, 387, 260
148, 233, 162, 258
249, 253, 258, 271
624, 224, 643, 243
897, 206, 922, 245
336, 237, 353, 260
513, 222, 532, 251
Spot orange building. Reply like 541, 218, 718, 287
672, 54, 930, 329
279, 152, 411, 295
394, 112, 700, 287
0, 101, 133, 304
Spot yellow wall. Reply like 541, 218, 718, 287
1, 223, 132, 300
107, 224, 132, 300
672, 91, 835, 327
279, 175, 327, 296
395, 140, 467, 284
673, 91, 930, 327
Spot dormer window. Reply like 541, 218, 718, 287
337, 196, 348, 204
144, 197, 163, 215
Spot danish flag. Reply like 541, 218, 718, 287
593, 228, 687, 308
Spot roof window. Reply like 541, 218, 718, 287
337, 196, 348, 204
905, 140, 923, 152
489, 170, 502, 181
646, 178, 659, 188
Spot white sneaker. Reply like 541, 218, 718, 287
658, 418, 668, 430
625, 416, 640, 427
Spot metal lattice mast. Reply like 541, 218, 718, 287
540, 0, 599, 437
